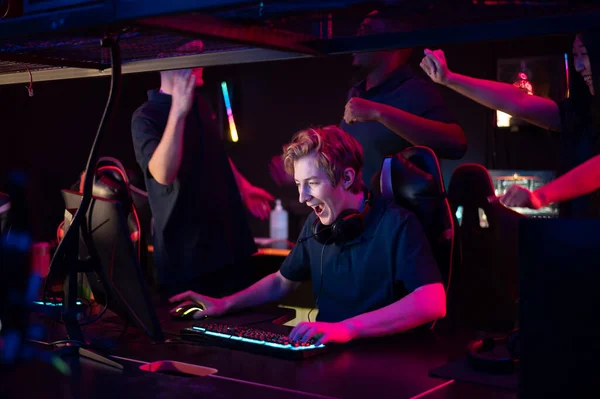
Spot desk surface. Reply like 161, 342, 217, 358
148, 245, 291, 257
1, 305, 517, 399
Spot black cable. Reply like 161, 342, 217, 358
38, 271, 109, 327
77, 302, 108, 326
41, 34, 122, 343
307, 238, 332, 322
0, 2, 11, 20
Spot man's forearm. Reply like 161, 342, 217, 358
376, 104, 466, 159
148, 110, 186, 185
223, 272, 297, 313
342, 283, 446, 340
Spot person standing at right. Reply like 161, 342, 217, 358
421, 31, 600, 217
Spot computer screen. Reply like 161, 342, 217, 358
488, 169, 558, 218
61, 189, 163, 341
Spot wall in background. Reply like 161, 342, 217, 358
0, 33, 572, 241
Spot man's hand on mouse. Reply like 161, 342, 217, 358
169, 291, 229, 319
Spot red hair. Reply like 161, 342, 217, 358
282, 125, 365, 194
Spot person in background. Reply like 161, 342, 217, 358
499, 154, 600, 210
421, 31, 600, 217
170, 125, 446, 346
340, 9, 467, 187
131, 40, 273, 299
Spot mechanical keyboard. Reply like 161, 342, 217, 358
180, 322, 327, 360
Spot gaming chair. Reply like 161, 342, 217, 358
57, 157, 153, 284
447, 163, 524, 331
373, 146, 455, 329
52, 158, 163, 341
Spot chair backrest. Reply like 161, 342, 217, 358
374, 146, 455, 299
447, 163, 525, 330
84, 157, 151, 242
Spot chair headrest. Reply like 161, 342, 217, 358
378, 146, 445, 209
77, 167, 129, 204
76, 157, 147, 204
447, 163, 495, 208
375, 146, 454, 292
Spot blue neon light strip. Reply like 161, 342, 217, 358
33, 300, 83, 307
220, 81, 239, 142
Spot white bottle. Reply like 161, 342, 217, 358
269, 199, 288, 248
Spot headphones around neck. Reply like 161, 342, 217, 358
311, 191, 372, 245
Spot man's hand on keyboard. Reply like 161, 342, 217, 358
289, 321, 355, 346
169, 290, 228, 318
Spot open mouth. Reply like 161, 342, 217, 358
312, 204, 324, 217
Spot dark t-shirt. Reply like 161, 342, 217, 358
131, 89, 256, 287
558, 97, 600, 218
279, 196, 442, 323
340, 65, 457, 187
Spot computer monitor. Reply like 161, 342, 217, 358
488, 169, 558, 218
61, 189, 163, 341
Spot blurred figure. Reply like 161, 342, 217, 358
131, 40, 273, 298
341, 10, 466, 187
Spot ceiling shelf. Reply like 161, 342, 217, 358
0, 0, 598, 85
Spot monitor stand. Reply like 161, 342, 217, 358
45, 35, 123, 371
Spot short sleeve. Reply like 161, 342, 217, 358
279, 217, 314, 282
394, 211, 442, 292
557, 97, 574, 141
406, 78, 457, 124
131, 111, 161, 179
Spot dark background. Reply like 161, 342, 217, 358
0, 33, 573, 242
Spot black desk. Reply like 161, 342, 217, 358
1, 305, 518, 399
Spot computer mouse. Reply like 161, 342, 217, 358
170, 303, 206, 320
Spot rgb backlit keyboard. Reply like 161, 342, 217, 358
180, 322, 327, 359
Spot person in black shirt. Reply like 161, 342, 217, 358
341, 10, 467, 187
131, 42, 273, 298
269, 11, 467, 189
169, 126, 445, 346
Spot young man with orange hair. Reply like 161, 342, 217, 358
170, 125, 445, 345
